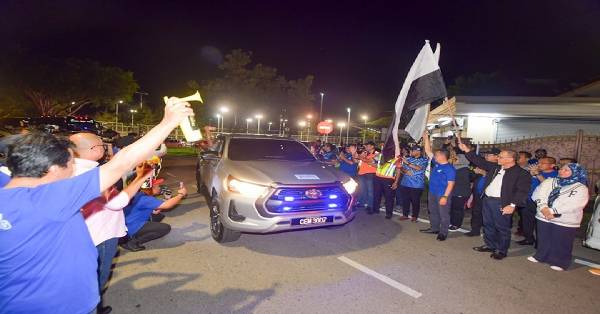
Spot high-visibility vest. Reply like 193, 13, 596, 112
376, 155, 398, 179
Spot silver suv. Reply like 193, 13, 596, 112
196, 134, 357, 243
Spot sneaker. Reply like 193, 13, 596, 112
119, 239, 146, 252
527, 256, 539, 263
464, 231, 480, 237
411, 217, 418, 222
550, 265, 564, 271
448, 225, 459, 232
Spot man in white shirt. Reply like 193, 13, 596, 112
460, 144, 531, 260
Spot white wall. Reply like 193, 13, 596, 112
496, 119, 600, 141
465, 116, 497, 143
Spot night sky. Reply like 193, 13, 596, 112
1, 0, 599, 120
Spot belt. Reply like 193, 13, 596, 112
484, 195, 501, 200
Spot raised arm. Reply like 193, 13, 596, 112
458, 142, 495, 172
422, 131, 433, 158
99, 100, 193, 191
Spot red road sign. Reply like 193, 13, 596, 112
317, 121, 334, 134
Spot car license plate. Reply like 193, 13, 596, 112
292, 216, 333, 226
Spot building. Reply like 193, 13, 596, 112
427, 96, 600, 143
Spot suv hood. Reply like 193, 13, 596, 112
224, 160, 350, 186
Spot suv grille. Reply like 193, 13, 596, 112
265, 185, 351, 213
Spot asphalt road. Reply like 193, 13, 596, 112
105, 156, 600, 314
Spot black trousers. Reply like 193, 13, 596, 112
133, 222, 171, 244
373, 176, 395, 216
470, 196, 483, 234
450, 195, 467, 228
401, 186, 423, 218
534, 220, 577, 269
522, 199, 537, 242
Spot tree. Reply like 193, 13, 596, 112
0, 52, 139, 116
197, 49, 316, 128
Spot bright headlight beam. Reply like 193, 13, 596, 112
227, 176, 268, 197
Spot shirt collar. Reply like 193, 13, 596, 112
73, 158, 99, 176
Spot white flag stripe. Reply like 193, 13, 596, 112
404, 43, 441, 141
391, 41, 440, 157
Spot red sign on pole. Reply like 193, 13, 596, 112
317, 121, 334, 135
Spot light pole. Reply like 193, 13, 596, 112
319, 92, 324, 122
135, 91, 149, 109
337, 122, 345, 146
130, 109, 137, 128
268, 121, 273, 132
246, 118, 253, 134
346, 107, 351, 144
255, 114, 263, 134
116, 100, 123, 126
306, 114, 313, 141
219, 107, 229, 132
298, 120, 306, 141
282, 119, 288, 136
216, 113, 222, 132
361, 115, 368, 143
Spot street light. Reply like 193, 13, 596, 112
361, 115, 368, 143
337, 122, 346, 146
319, 92, 325, 122
219, 107, 229, 132
298, 120, 307, 141
346, 107, 351, 144
255, 114, 263, 134
246, 118, 253, 134
268, 121, 273, 132
130, 109, 137, 127
116, 100, 124, 126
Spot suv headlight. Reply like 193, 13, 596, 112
342, 178, 358, 194
227, 175, 268, 197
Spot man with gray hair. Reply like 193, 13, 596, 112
458, 144, 530, 260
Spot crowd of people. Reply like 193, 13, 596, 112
0, 101, 597, 313
310, 131, 592, 270
0, 100, 193, 314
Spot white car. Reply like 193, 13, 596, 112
196, 134, 357, 243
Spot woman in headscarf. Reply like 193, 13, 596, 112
529, 163, 589, 271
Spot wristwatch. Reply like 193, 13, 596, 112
509, 203, 516, 208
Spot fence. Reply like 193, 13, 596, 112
477, 130, 600, 193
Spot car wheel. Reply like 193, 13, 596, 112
209, 196, 241, 243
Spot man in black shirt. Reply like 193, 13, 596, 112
459, 143, 530, 260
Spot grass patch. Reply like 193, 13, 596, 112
166, 147, 198, 157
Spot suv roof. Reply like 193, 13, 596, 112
219, 133, 294, 140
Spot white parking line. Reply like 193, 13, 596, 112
383, 207, 599, 269
337, 256, 422, 299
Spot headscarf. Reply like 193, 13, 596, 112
548, 163, 587, 207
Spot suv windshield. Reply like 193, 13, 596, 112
228, 138, 316, 161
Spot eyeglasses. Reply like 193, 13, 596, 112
90, 144, 108, 151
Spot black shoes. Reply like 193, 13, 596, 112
97, 305, 112, 314
419, 228, 439, 234
473, 245, 495, 252
120, 239, 146, 252
436, 234, 447, 241
490, 252, 507, 260
448, 225, 459, 232
516, 239, 535, 246
464, 231, 480, 237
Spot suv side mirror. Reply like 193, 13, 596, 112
200, 151, 219, 160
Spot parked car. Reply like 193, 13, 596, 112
196, 134, 357, 243
26, 116, 101, 134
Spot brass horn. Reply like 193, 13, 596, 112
163, 90, 203, 105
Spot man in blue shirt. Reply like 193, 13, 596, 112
338, 144, 358, 177
0, 100, 192, 313
395, 146, 429, 222
320, 143, 338, 165
517, 156, 558, 245
420, 131, 456, 241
